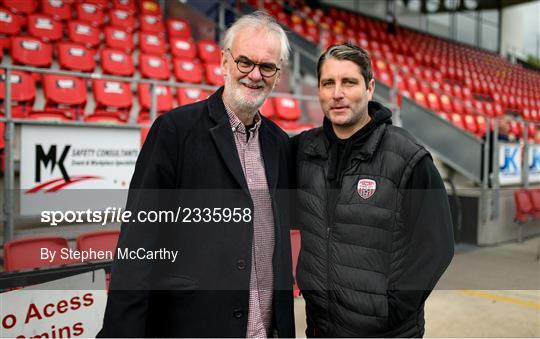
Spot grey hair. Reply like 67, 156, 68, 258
317, 42, 373, 88
221, 10, 290, 64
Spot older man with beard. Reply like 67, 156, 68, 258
98, 11, 295, 338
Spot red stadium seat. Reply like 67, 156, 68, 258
413, 91, 428, 108
170, 37, 196, 59
522, 107, 532, 121
473, 100, 484, 115
509, 119, 523, 139
427, 92, 441, 111
167, 18, 191, 39
140, 0, 160, 15
93, 80, 132, 118
260, 97, 275, 118
0, 8, 21, 35
450, 113, 465, 130
57, 42, 96, 72
27, 13, 63, 42
532, 109, 539, 122
377, 70, 393, 87
0, 70, 35, 118
493, 103, 504, 117
514, 189, 534, 223
275, 119, 314, 132
28, 111, 72, 121
528, 189, 540, 218
109, 8, 135, 32
138, 83, 173, 114
463, 114, 478, 135
77, 230, 120, 257
68, 20, 100, 48
140, 14, 164, 34
139, 32, 166, 54
101, 48, 134, 76
197, 40, 221, 63
204, 63, 223, 86
527, 123, 538, 141
76, 2, 105, 26
476, 115, 487, 137
3, 236, 73, 271
173, 59, 203, 83
406, 77, 420, 93
113, 0, 136, 12
11, 36, 52, 67
462, 87, 472, 101
176, 87, 208, 106
274, 97, 301, 121
42, 74, 86, 119
139, 54, 170, 80
42, 0, 72, 21
85, 0, 108, 8
104, 26, 133, 52
84, 113, 127, 124
3, 0, 38, 14
440, 94, 453, 113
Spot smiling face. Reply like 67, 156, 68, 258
221, 26, 282, 118
318, 58, 375, 139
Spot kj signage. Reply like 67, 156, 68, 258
498, 142, 522, 186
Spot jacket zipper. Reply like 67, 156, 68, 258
326, 187, 341, 336
326, 166, 350, 336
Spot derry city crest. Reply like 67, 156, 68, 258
357, 179, 376, 199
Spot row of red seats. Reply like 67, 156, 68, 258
3, 230, 120, 272
260, 1, 540, 139
1, 0, 157, 18
268, 1, 539, 111
0, 71, 210, 119
1, 9, 192, 46
0, 71, 303, 123
5, 34, 219, 68
439, 112, 539, 142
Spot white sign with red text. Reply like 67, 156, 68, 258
0, 270, 107, 338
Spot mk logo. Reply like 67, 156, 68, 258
35, 145, 71, 183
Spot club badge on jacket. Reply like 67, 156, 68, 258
357, 179, 376, 199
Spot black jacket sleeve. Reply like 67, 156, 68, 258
289, 133, 301, 229
388, 156, 455, 328
97, 114, 179, 337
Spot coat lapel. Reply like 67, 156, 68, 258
207, 88, 249, 193
259, 119, 279, 192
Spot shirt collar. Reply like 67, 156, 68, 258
223, 98, 262, 134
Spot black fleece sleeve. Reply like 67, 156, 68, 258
387, 156, 455, 328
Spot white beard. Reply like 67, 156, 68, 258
225, 75, 269, 114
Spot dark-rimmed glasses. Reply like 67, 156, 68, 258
227, 49, 280, 78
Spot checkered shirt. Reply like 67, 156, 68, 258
224, 102, 275, 338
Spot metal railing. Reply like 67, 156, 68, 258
0, 61, 319, 244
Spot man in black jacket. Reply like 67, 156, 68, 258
98, 11, 295, 337
292, 43, 454, 337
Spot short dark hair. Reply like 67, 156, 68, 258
316, 42, 373, 88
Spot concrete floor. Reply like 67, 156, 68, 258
293, 237, 540, 338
